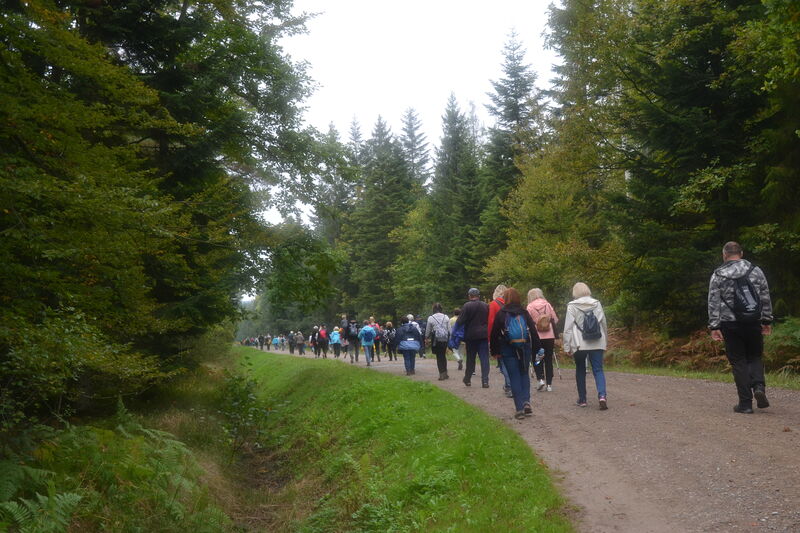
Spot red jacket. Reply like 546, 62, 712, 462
488, 297, 504, 348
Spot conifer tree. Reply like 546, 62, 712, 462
400, 108, 431, 190
475, 34, 546, 272
427, 95, 483, 302
344, 117, 414, 318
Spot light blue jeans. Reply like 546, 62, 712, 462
363, 344, 374, 365
574, 350, 606, 402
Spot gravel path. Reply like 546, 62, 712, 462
314, 352, 800, 532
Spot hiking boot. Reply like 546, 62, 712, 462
442, 372, 449, 380
546, 385, 552, 392
457, 360, 463, 371
438, 372, 446, 381
463, 377, 471, 387
410, 369, 415, 375
576, 400, 587, 407
754, 387, 770, 409
599, 396, 608, 410
482, 382, 489, 389
406, 371, 412, 376
514, 410, 526, 420
537, 379, 545, 391
523, 403, 533, 416
733, 404, 754, 414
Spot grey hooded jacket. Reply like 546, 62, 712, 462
707, 259, 772, 329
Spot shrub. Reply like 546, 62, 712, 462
765, 317, 800, 373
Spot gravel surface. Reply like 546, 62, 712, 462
312, 352, 800, 532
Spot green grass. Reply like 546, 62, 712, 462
242, 346, 572, 532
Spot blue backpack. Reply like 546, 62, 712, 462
505, 313, 529, 344
448, 322, 465, 349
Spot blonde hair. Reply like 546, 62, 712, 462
572, 282, 591, 299
493, 284, 508, 300
527, 288, 544, 303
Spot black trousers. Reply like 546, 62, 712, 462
534, 338, 555, 385
432, 341, 448, 373
720, 321, 766, 406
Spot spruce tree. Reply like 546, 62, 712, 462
475, 34, 545, 271
344, 117, 414, 318
400, 108, 431, 190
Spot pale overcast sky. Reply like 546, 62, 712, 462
281, 0, 561, 148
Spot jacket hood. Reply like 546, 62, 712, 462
568, 296, 600, 310
502, 303, 527, 314
715, 258, 753, 279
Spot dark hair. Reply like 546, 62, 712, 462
431, 302, 442, 313
453, 307, 461, 316
363, 319, 369, 325
401, 316, 409, 324
723, 241, 743, 257
502, 287, 522, 306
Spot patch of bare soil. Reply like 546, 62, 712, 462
345, 353, 800, 532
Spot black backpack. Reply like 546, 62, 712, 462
576, 309, 602, 340
348, 322, 359, 338
724, 265, 762, 322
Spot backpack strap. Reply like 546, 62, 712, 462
721, 264, 757, 313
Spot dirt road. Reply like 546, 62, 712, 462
333, 353, 800, 532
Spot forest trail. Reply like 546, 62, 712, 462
325, 353, 800, 532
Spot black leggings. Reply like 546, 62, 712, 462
534, 338, 555, 385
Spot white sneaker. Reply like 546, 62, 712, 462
537, 379, 545, 391
546, 385, 552, 392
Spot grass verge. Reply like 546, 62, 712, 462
244, 346, 572, 532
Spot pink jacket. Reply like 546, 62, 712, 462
526, 298, 559, 339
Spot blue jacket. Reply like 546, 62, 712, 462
358, 325, 376, 346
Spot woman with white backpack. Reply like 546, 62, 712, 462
426, 303, 451, 381
526, 288, 559, 392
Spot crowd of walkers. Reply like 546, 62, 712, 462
248, 282, 610, 420
244, 241, 774, 420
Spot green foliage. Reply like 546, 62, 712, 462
765, 317, 800, 373
218, 368, 270, 456
245, 348, 572, 532
0, 310, 169, 431
0, 405, 230, 532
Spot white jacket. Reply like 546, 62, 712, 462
562, 296, 608, 353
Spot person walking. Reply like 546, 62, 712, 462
490, 288, 541, 419
426, 303, 451, 380
288, 331, 296, 354
294, 331, 306, 356
456, 287, 490, 388
384, 321, 397, 361
489, 284, 513, 398
394, 316, 422, 375
358, 320, 376, 367
449, 308, 464, 371
527, 288, 559, 392
330, 327, 342, 358
708, 241, 773, 413
369, 317, 382, 362
562, 282, 609, 410
346, 319, 360, 363
318, 325, 329, 358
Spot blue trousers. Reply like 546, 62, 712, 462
574, 350, 606, 402
501, 343, 532, 411
401, 350, 416, 373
